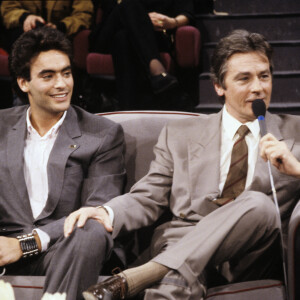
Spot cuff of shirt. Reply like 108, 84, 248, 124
33, 228, 50, 252
104, 205, 114, 225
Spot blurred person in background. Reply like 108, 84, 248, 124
90, 0, 195, 110
1, 0, 93, 51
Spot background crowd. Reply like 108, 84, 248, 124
0, 0, 212, 112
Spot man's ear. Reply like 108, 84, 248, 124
214, 82, 225, 97
17, 77, 29, 93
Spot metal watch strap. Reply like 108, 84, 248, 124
17, 233, 39, 258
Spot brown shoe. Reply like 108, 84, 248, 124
82, 275, 128, 300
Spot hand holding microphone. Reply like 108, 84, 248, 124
260, 133, 300, 178
252, 99, 289, 298
253, 99, 300, 177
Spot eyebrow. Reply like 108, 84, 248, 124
38, 65, 72, 76
233, 69, 270, 80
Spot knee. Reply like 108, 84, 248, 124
71, 219, 113, 257
240, 191, 279, 230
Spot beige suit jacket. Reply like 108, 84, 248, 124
109, 110, 300, 242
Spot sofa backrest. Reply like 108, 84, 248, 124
100, 111, 200, 193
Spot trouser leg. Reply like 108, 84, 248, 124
144, 269, 206, 300
44, 219, 113, 300
119, 0, 161, 70
112, 29, 151, 109
153, 191, 280, 287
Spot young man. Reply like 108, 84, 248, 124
65, 29, 300, 300
0, 27, 125, 300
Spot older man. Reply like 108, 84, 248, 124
65, 29, 300, 300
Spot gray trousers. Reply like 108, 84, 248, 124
6, 219, 113, 300
147, 191, 281, 299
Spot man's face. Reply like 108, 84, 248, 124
214, 51, 272, 123
18, 50, 73, 119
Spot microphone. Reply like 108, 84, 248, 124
252, 99, 267, 136
252, 99, 288, 299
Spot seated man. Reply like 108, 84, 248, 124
65, 29, 300, 300
0, 27, 125, 300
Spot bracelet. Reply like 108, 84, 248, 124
96, 205, 109, 215
17, 233, 39, 258
174, 18, 179, 28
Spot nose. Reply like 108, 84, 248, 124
251, 76, 263, 94
54, 74, 67, 89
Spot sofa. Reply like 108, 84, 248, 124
2, 111, 300, 300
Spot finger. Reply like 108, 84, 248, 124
268, 148, 284, 168
260, 133, 276, 145
36, 16, 45, 24
64, 212, 79, 237
259, 142, 268, 161
102, 219, 113, 232
94, 216, 113, 232
77, 212, 89, 228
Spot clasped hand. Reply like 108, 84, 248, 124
148, 12, 177, 31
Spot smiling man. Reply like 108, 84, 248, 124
65, 30, 300, 300
0, 27, 125, 300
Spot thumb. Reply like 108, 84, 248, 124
94, 215, 113, 232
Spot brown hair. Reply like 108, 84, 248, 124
210, 29, 273, 101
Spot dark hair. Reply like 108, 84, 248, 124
9, 27, 73, 103
210, 29, 273, 101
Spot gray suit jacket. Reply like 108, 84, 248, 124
108, 110, 300, 242
0, 105, 125, 246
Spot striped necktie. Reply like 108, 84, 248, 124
214, 125, 250, 206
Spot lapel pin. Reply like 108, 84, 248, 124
69, 144, 77, 149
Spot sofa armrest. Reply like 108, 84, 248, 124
175, 25, 201, 68
288, 200, 300, 300
73, 29, 91, 70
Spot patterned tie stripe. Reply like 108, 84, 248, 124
214, 125, 249, 206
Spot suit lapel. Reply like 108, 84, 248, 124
7, 109, 33, 219
36, 107, 81, 221
189, 111, 222, 215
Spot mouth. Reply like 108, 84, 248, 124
50, 93, 69, 101
246, 98, 264, 104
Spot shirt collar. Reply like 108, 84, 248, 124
26, 108, 67, 139
222, 105, 260, 140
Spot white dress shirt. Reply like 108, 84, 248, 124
219, 105, 261, 194
23, 108, 66, 251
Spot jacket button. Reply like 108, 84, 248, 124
180, 213, 186, 219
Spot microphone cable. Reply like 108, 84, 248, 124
252, 99, 289, 299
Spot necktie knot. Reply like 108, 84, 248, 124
237, 125, 249, 138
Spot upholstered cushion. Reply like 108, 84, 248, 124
206, 280, 285, 300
